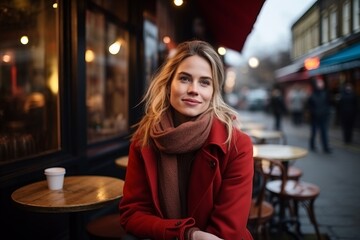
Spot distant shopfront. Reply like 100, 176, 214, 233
310, 42, 360, 76
276, 42, 360, 128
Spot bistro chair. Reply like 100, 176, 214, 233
256, 132, 303, 182
86, 175, 126, 240
86, 155, 129, 240
248, 158, 274, 240
264, 158, 321, 239
263, 163, 303, 181
115, 155, 129, 171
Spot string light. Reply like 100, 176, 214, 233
174, 0, 183, 6
217, 47, 226, 56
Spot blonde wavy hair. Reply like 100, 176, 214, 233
133, 40, 239, 147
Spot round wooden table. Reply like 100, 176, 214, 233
115, 156, 128, 170
238, 115, 253, 123
11, 175, 124, 239
253, 144, 307, 179
253, 144, 308, 163
240, 122, 265, 131
253, 144, 309, 234
247, 129, 286, 144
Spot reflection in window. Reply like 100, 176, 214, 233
353, 0, 360, 31
144, 18, 159, 87
343, 1, 350, 36
322, 14, 329, 44
91, 0, 128, 22
0, 1, 60, 163
330, 9, 337, 40
86, 10, 129, 144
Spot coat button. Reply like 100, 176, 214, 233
209, 160, 216, 168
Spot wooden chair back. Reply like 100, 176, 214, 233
248, 158, 277, 239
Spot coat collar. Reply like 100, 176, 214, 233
205, 117, 228, 154
140, 116, 229, 155
139, 117, 230, 217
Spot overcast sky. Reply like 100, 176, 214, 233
225, 0, 316, 66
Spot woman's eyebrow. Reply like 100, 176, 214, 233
177, 71, 191, 76
201, 76, 213, 80
178, 71, 212, 79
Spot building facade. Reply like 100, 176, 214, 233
275, 0, 360, 127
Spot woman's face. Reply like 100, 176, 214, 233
170, 55, 214, 123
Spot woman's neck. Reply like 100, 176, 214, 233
171, 108, 193, 127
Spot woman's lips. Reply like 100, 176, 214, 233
182, 98, 201, 105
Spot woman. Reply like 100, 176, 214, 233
119, 40, 254, 240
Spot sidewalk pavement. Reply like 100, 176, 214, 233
238, 110, 360, 240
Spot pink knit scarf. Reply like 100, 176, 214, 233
150, 110, 213, 218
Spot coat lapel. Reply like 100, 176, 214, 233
140, 118, 229, 217
187, 118, 228, 215
187, 148, 219, 215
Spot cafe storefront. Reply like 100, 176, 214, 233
0, 0, 163, 238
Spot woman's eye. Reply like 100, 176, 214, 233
179, 76, 190, 82
200, 79, 211, 86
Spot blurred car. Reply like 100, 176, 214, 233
246, 88, 268, 111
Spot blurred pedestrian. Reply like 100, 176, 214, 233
119, 40, 254, 240
307, 77, 332, 153
269, 86, 286, 130
288, 85, 306, 126
338, 82, 358, 144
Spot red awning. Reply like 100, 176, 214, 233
197, 0, 265, 52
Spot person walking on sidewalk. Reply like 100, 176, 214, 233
269, 86, 287, 131
307, 76, 332, 153
338, 82, 358, 144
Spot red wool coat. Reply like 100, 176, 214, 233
119, 118, 254, 240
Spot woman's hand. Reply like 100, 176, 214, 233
192, 230, 224, 240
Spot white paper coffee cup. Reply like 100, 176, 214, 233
44, 167, 66, 190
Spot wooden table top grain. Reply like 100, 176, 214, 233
11, 175, 124, 213
253, 144, 308, 162
247, 129, 283, 141
240, 122, 266, 131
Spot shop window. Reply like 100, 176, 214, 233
353, 0, 360, 31
343, 1, 351, 36
0, 1, 60, 163
86, 9, 129, 144
143, 18, 159, 87
322, 14, 329, 44
91, 0, 128, 22
329, 8, 337, 40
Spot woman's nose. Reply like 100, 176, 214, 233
187, 82, 199, 95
